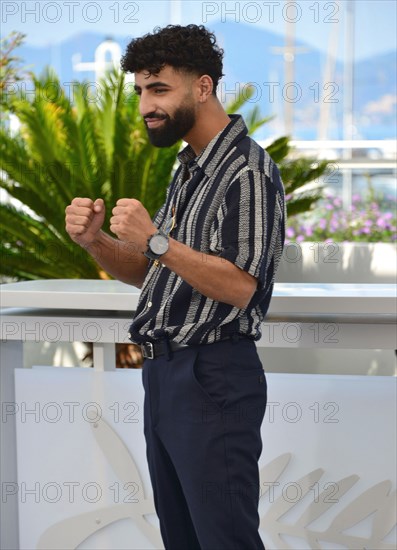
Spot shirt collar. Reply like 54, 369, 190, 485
177, 114, 248, 178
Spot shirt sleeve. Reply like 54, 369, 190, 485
209, 167, 284, 289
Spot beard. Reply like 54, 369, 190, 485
144, 101, 196, 148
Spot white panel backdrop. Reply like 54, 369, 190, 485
12, 368, 396, 550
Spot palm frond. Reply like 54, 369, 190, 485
225, 84, 256, 114
266, 137, 291, 163
245, 105, 274, 136
281, 158, 329, 193
286, 192, 324, 217
1, 61, 330, 281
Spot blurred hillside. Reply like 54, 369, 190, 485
11, 21, 397, 140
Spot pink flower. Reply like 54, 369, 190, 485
352, 194, 361, 203
333, 197, 342, 207
286, 227, 295, 238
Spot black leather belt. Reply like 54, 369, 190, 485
138, 340, 188, 360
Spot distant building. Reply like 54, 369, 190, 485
72, 37, 134, 83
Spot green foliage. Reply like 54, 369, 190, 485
1, 68, 180, 280
227, 86, 328, 218
266, 137, 328, 217
1, 31, 29, 108
1, 39, 329, 281
226, 85, 274, 135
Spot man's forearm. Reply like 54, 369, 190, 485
84, 231, 149, 287
161, 238, 257, 309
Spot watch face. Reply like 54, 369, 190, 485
150, 234, 169, 255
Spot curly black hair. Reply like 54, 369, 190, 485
120, 24, 224, 94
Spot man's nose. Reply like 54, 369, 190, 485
138, 92, 155, 118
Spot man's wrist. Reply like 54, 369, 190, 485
76, 230, 106, 254
144, 229, 170, 260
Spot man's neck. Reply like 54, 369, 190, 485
184, 100, 231, 156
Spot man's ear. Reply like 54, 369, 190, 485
197, 75, 213, 102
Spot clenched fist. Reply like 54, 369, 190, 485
110, 198, 156, 251
65, 198, 105, 246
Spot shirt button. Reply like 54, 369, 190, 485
147, 301, 152, 308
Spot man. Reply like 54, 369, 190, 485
65, 24, 285, 550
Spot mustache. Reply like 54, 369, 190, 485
144, 113, 168, 121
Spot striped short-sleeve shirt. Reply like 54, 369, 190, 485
128, 115, 285, 345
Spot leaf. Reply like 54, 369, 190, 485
37, 417, 163, 550
1, 69, 182, 280
37, 503, 163, 550
225, 83, 256, 113
264, 467, 325, 525
295, 474, 359, 529
259, 452, 292, 499
259, 454, 397, 550
266, 137, 291, 163
372, 488, 396, 546
91, 417, 146, 494
330, 480, 392, 531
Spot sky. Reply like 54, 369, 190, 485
2, 0, 396, 62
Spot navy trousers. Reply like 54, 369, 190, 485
141, 338, 267, 550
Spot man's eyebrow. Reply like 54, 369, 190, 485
134, 81, 172, 92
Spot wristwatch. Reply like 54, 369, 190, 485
144, 229, 169, 261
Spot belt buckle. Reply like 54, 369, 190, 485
141, 342, 154, 359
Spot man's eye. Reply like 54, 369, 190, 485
154, 89, 166, 94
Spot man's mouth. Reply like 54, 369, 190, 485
144, 116, 167, 128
